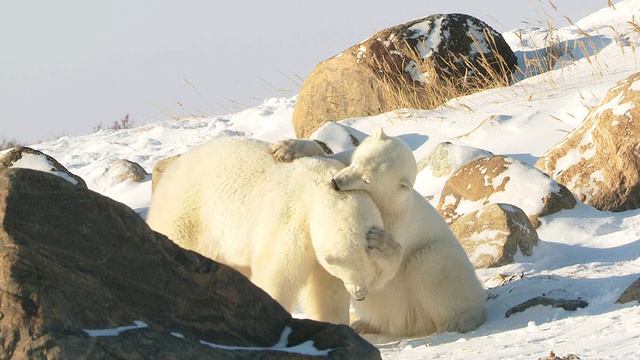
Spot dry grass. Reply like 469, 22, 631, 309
0, 138, 22, 151
93, 114, 135, 132
149, 74, 303, 122
355, 1, 618, 116
362, 28, 515, 114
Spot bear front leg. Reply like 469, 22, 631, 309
268, 139, 326, 162
365, 227, 403, 288
298, 263, 351, 325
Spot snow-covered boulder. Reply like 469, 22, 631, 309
449, 203, 538, 268
292, 13, 517, 138
437, 155, 576, 227
309, 121, 367, 154
0, 146, 86, 188
415, 142, 493, 201
536, 72, 640, 212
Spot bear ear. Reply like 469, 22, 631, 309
371, 127, 389, 141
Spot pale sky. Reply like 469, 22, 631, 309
1, 1, 609, 143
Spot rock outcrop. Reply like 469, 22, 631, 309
438, 155, 576, 227
292, 13, 517, 138
0, 168, 380, 359
536, 72, 640, 212
449, 203, 539, 268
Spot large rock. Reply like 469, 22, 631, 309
0, 146, 87, 188
0, 168, 380, 359
293, 13, 517, 138
438, 155, 576, 227
449, 203, 539, 268
536, 72, 640, 212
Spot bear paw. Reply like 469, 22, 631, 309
442, 308, 487, 333
350, 319, 381, 335
366, 226, 401, 256
268, 139, 325, 162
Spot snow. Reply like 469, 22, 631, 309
409, 17, 444, 58
200, 327, 331, 356
10, 152, 79, 186
84, 320, 148, 337
8, 1, 640, 358
84, 323, 330, 356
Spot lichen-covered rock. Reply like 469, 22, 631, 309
438, 155, 576, 227
536, 72, 640, 212
449, 203, 538, 268
293, 13, 517, 138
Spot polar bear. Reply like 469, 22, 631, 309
269, 128, 487, 339
146, 136, 402, 325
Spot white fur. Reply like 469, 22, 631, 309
147, 136, 402, 324
269, 128, 487, 339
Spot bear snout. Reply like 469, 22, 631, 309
345, 284, 368, 301
331, 178, 341, 191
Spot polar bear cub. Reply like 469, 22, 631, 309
269, 128, 487, 338
147, 136, 402, 325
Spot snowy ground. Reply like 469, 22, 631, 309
7, 1, 640, 358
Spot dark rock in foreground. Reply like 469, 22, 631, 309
0, 168, 379, 359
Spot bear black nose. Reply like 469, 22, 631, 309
330, 179, 340, 191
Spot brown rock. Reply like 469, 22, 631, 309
415, 142, 493, 202
0, 168, 380, 359
616, 276, 640, 304
293, 13, 517, 138
152, 154, 180, 193
450, 203, 538, 268
536, 72, 640, 212
0, 146, 87, 188
438, 155, 576, 227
